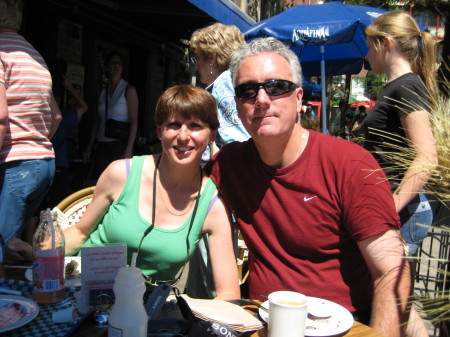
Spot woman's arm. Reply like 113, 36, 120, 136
202, 195, 240, 300
64, 159, 128, 255
63, 77, 88, 119
394, 110, 437, 212
124, 85, 138, 159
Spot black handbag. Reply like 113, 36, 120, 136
146, 284, 212, 337
145, 284, 250, 337
104, 84, 130, 140
105, 118, 130, 140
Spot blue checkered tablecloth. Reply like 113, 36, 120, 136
0, 279, 84, 337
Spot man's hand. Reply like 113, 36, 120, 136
3, 238, 33, 264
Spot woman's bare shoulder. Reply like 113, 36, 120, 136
103, 159, 129, 182
94, 159, 131, 199
203, 193, 232, 233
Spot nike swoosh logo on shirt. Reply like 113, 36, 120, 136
304, 196, 317, 202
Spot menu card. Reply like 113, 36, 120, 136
80, 243, 127, 311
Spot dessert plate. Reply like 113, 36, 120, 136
0, 295, 39, 333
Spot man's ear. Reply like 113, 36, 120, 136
296, 87, 304, 113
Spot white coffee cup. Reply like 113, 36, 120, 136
268, 291, 308, 337
52, 306, 77, 324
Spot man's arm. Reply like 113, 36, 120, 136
48, 93, 62, 140
4, 238, 32, 264
358, 229, 411, 337
0, 83, 8, 149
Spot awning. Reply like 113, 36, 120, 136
187, 0, 255, 32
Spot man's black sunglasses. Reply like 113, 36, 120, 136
234, 79, 298, 99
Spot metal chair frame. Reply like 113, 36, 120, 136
413, 226, 450, 337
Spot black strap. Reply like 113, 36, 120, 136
105, 83, 109, 119
175, 292, 215, 337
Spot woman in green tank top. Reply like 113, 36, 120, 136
63, 85, 240, 300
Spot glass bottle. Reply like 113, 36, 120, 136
32, 209, 65, 304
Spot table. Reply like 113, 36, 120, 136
244, 300, 385, 337
1, 263, 384, 337
0, 264, 108, 337
250, 321, 385, 337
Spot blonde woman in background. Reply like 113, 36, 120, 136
187, 23, 250, 299
364, 11, 438, 337
189, 23, 250, 161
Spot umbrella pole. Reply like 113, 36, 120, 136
320, 45, 328, 134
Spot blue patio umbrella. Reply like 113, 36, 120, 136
244, 1, 387, 134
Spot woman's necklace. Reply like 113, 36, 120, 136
156, 156, 202, 217
135, 155, 203, 267
158, 177, 197, 216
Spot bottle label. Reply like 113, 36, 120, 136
108, 324, 123, 337
32, 247, 65, 292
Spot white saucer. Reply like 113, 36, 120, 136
259, 297, 354, 337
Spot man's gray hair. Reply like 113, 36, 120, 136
230, 37, 303, 88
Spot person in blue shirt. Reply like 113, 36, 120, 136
50, 76, 88, 205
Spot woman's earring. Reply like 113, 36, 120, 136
210, 64, 213, 75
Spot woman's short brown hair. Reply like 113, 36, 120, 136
154, 85, 219, 130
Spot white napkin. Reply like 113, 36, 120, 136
173, 295, 263, 332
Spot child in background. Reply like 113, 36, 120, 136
50, 76, 88, 205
